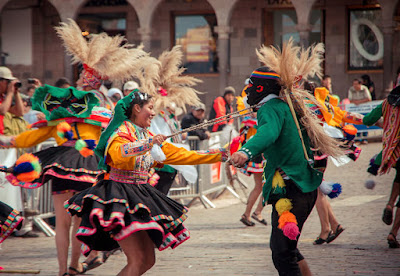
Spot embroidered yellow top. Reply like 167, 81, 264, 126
103, 121, 227, 184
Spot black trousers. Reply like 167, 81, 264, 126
154, 170, 178, 195
270, 180, 318, 276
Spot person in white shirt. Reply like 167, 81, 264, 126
348, 78, 372, 105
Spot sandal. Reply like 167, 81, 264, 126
103, 248, 121, 263
82, 255, 103, 272
326, 225, 344, 244
251, 212, 268, 226
313, 236, 327, 245
62, 273, 70, 276
388, 233, 400, 248
240, 214, 255, 226
382, 207, 393, 225
68, 263, 88, 275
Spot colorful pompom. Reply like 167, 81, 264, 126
275, 198, 292, 216
230, 136, 241, 155
282, 222, 300, 240
320, 181, 342, 199
75, 139, 96, 157
149, 172, 160, 186
278, 211, 297, 229
327, 183, 342, 199
75, 139, 87, 151
13, 153, 41, 182
272, 170, 285, 189
57, 122, 73, 140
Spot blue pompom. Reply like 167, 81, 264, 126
328, 183, 342, 199
84, 140, 96, 150
13, 162, 34, 174
65, 130, 74, 140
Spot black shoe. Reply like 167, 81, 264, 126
12, 231, 39, 238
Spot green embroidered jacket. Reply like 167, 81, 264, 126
238, 98, 323, 203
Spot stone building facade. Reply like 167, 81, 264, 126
0, 0, 399, 107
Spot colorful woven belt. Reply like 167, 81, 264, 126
109, 167, 148, 184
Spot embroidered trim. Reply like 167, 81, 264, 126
120, 138, 153, 157
109, 167, 149, 184
0, 210, 24, 244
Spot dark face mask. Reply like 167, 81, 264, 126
245, 75, 282, 106
387, 86, 400, 107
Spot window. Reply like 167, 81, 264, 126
174, 14, 218, 74
348, 8, 383, 71
265, 9, 322, 48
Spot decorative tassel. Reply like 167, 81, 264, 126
342, 125, 357, 141
230, 136, 241, 155
275, 198, 299, 240
327, 183, 342, 199
278, 211, 297, 229
272, 170, 285, 189
13, 153, 41, 182
57, 122, 74, 140
149, 172, 160, 186
282, 222, 300, 240
75, 139, 96, 157
320, 181, 342, 198
275, 198, 292, 216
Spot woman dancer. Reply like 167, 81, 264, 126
65, 90, 227, 276
0, 19, 151, 276
0, 201, 24, 244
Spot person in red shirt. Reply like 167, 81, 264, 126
208, 86, 235, 132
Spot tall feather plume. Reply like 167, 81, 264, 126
55, 19, 88, 64
136, 45, 202, 113
55, 19, 150, 83
256, 38, 342, 158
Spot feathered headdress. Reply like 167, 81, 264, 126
135, 45, 202, 113
255, 38, 342, 158
55, 19, 150, 86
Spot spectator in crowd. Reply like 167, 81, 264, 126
321, 75, 333, 93
348, 78, 372, 105
361, 74, 376, 100
25, 85, 36, 97
22, 94, 45, 124
348, 78, 371, 144
123, 80, 139, 96
54, 77, 71, 88
0, 67, 24, 134
208, 86, 235, 132
181, 103, 210, 140
107, 88, 123, 105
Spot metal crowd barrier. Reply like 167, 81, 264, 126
168, 132, 241, 208
30, 140, 57, 236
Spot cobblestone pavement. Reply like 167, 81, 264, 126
1, 142, 400, 275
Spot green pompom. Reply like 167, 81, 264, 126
75, 139, 87, 151
32, 161, 41, 173
57, 131, 64, 139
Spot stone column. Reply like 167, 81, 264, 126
58, 11, 78, 83
138, 27, 151, 52
296, 23, 312, 48
382, 20, 394, 97
214, 25, 232, 93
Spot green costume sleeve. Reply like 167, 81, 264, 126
238, 103, 283, 159
363, 103, 382, 126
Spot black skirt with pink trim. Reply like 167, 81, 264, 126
65, 180, 190, 255
0, 201, 24, 244
7, 146, 102, 193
